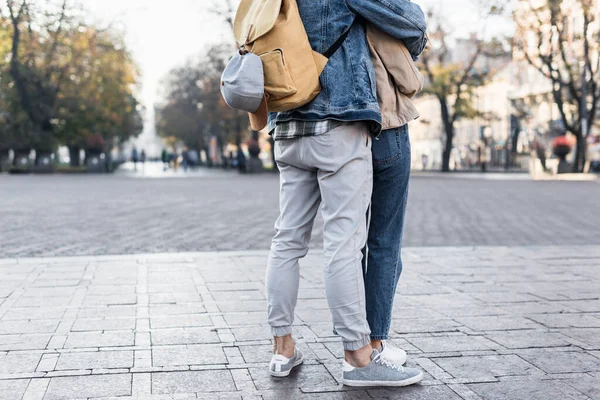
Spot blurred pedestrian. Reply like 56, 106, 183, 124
236, 148, 246, 174
182, 148, 190, 172
188, 149, 199, 170
421, 154, 428, 171
161, 149, 169, 170
534, 140, 547, 171
131, 147, 139, 171
169, 151, 178, 171
140, 149, 146, 171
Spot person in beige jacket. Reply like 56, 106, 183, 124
368, 25, 424, 129
361, 25, 425, 366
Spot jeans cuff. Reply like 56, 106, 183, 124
343, 335, 371, 351
271, 326, 293, 337
370, 334, 389, 341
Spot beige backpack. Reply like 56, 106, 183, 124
233, 0, 350, 113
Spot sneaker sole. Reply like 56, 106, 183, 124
342, 370, 423, 387
269, 357, 304, 378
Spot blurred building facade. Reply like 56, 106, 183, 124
410, 0, 599, 171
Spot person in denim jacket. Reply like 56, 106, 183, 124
266, 0, 427, 386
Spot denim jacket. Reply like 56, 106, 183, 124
268, 0, 427, 133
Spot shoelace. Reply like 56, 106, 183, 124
374, 353, 405, 373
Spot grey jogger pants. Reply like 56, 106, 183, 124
266, 122, 373, 351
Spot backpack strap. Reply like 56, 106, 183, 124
322, 15, 362, 59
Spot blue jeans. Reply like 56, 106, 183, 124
364, 125, 411, 340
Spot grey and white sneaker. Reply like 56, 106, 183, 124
379, 340, 408, 365
269, 348, 304, 377
342, 349, 423, 387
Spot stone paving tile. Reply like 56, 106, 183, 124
498, 301, 578, 315
64, 331, 135, 348
149, 292, 204, 304
238, 344, 274, 364
561, 300, 600, 313
44, 373, 132, 400
391, 318, 462, 334
71, 318, 137, 332
453, 315, 544, 332
230, 326, 273, 342
0, 352, 42, 374
76, 306, 137, 319
433, 305, 507, 317
260, 391, 372, 399
147, 284, 197, 294
217, 300, 268, 313
151, 327, 221, 345
22, 287, 78, 298
152, 344, 227, 366
367, 385, 464, 400
223, 312, 270, 326
211, 290, 265, 302
562, 372, 600, 399
431, 354, 542, 380
1, 307, 66, 321
55, 350, 134, 370
518, 349, 600, 374
467, 380, 590, 400
407, 334, 500, 353
13, 297, 72, 308
82, 294, 137, 306
558, 328, 600, 349
0, 320, 59, 335
485, 330, 572, 349
150, 314, 212, 329
85, 285, 136, 296
151, 370, 236, 394
0, 334, 52, 351
0, 379, 30, 400
149, 303, 207, 316
528, 313, 600, 329
249, 364, 338, 391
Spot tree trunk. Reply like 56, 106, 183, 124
573, 133, 586, 173
0, 149, 9, 172
68, 145, 81, 167
439, 98, 454, 172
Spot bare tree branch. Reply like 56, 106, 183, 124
452, 42, 484, 124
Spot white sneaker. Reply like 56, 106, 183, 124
378, 341, 408, 365
342, 349, 422, 387
269, 348, 304, 377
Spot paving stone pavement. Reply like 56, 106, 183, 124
0, 246, 599, 399
1, 172, 600, 257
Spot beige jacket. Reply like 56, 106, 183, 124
367, 25, 425, 130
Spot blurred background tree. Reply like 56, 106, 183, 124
0, 0, 142, 167
155, 44, 248, 164
514, 0, 599, 172
421, 2, 510, 172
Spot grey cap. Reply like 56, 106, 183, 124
221, 51, 268, 131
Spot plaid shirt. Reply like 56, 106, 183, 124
272, 120, 341, 140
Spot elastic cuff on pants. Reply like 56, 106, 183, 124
343, 335, 372, 351
271, 326, 293, 337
